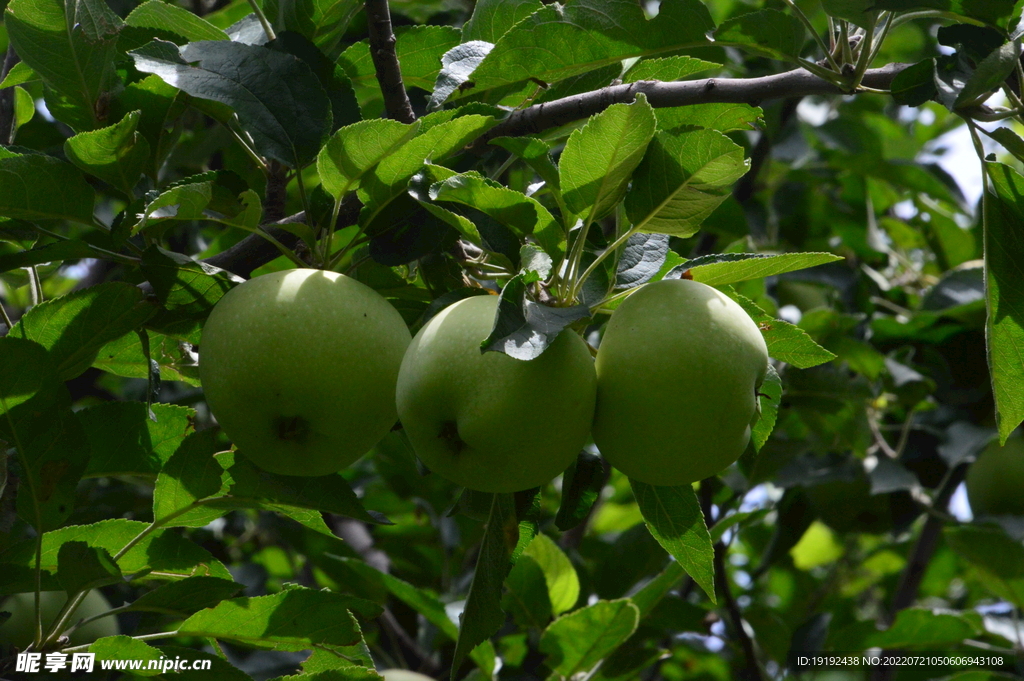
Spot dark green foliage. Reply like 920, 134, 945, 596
1, 0, 1023, 679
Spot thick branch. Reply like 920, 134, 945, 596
203, 64, 908, 278
482, 63, 910, 143
365, 0, 416, 124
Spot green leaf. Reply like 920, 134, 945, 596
0, 152, 96, 223
131, 40, 331, 168
489, 136, 560, 193
9, 282, 157, 381
671, 252, 844, 286
983, 126, 1024, 163
90, 637, 164, 674
656, 102, 764, 134
623, 55, 720, 83
727, 292, 837, 369
502, 555, 553, 628
460, 0, 714, 94
451, 493, 521, 679
890, 59, 937, 107
709, 509, 769, 544
153, 430, 226, 528
141, 246, 242, 315
984, 163, 1024, 441
93, 331, 202, 386
317, 119, 420, 198
714, 9, 805, 62
13, 87, 35, 130
4, 0, 121, 129
361, 113, 495, 211
629, 480, 715, 603
206, 452, 392, 525
179, 588, 380, 651
523, 533, 580, 615
64, 110, 151, 197
629, 560, 686, 617
861, 608, 983, 648
872, 0, 1019, 30
0, 61, 38, 89
272, 670, 382, 681
128, 576, 243, 617
410, 168, 484, 247
561, 93, 656, 224
125, 0, 228, 42
262, 0, 361, 51
615, 233, 670, 290
955, 40, 1022, 108
480, 273, 590, 360
156, 646, 256, 681
752, 364, 782, 451
333, 561, 496, 675
0, 339, 89, 533
555, 450, 605, 531
0, 518, 232, 593
130, 171, 262, 234
945, 524, 1024, 607
57, 541, 123, 594
427, 41, 495, 112
539, 598, 640, 677
461, 0, 543, 42
821, 0, 878, 26
266, 31, 359, 134
430, 171, 563, 258
625, 128, 749, 237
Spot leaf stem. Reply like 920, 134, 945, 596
61, 631, 180, 654
865, 12, 894, 69
246, 0, 276, 41
571, 226, 636, 301
0, 299, 13, 329
848, 20, 876, 91
227, 116, 269, 174
27, 265, 42, 307
782, 0, 841, 74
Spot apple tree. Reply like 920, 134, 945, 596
1, 0, 1023, 679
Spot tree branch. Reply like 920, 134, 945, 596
201, 64, 910, 279
480, 63, 909, 144
203, 195, 361, 278
365, 0, 416, 124
870, 462, 969, 681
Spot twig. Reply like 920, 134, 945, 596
333, 517, 442, 676
479, 63, 909, 144
715, 546, 764, 681
0, 45, 20, 146
871, 463, 969, 681
364, 0, 416, 124
202, 196, 358, 278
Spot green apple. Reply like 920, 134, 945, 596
396, 295, 596, 493
0, 590, 119, 649
592, 279, 769, 486
966, 436, 1024, 517
200, 268, 411, 476
379, 671, 436, 681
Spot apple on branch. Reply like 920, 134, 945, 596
199, 268, 411, 477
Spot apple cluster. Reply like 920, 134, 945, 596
199, 269, 769, 491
